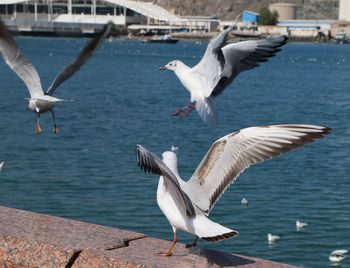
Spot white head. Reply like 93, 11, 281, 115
162, 151, 179, 177
159, 60, 184, 72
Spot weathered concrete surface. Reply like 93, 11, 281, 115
74, 237, 294, 268
0, 206, 145, 267
0, 206, 296, 268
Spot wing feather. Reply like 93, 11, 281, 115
136, 145, 195, 217
0, 18, 43, 97
45, 22, 113, 95
186, 124, 331, 214
192, 35, 287, 99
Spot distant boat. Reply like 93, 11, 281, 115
333, 32, 349, 44
143, 34, 179, 44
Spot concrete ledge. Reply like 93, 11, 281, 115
0, 206, 295, 267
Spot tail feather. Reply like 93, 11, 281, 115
202, 231, 238, 242
195, 97, 218, 128
193, 215, 238, 242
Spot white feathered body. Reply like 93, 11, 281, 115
174, 63, 205, 102
28, 95, 64, 113
156, 152, 236, 240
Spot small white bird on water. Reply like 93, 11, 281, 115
171, 145, 179, 152
136, 124, 330, 256
241, 198, 248, 206
0, 161, 4, 172
0, 19, 113, 134
296, 220, 308, 231
329, 249, 348, 263
160, 17, 287, 127
267, 233, 280, 244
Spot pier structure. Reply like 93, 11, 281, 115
0, 0, 220, 36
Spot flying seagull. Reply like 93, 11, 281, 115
136, 124, 330, 256
0, 19, 113, 134
160, 26, 287, 127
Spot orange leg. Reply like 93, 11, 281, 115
35, 113, 42, 134
157, 231, 177, 257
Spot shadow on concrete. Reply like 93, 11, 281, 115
191, 247, 256, 267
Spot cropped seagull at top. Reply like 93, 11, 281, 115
136, 124, 330, 256
160, 22, 287, 127
0, 18, 113, 134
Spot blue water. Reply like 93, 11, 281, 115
0, 37, 349, 267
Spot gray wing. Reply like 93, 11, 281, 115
186, 124, 331, 214
45, 22, 113, 95
191, 24, 236, 98
192, 35, 287, 98
0, 18, 43, 98
136, 145, 195, 217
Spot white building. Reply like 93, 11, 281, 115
0, 0, 219, 34
339, 0, 350, 21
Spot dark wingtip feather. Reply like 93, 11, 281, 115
202, 230, 239, 242
322, 126, 332, 135
135, 144, 163, 176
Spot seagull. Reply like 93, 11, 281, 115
296, 220, 308, 230
329, 249, 348, 262
171, 145, 179, 152
267, 233, 280, 244
160, 23, 287, 127
136, 124, 330, 256
0, 19, 113, 134
241, 197, 248, 206
0, 161, 4, 172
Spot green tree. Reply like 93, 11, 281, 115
258, 7, 279, 25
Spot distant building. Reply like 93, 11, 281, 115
339, 0, 350, 21
242, 10, 259, 24
269, 3, 297, 20
0, 0, 219, 35
259, 19, 334, 39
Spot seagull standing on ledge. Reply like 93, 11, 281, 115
160, 24, 287, 127
136, 124, 330, 256
0, 19, 113, 134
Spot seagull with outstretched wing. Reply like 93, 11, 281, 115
136, 124, 330, 256
0, 19, 113, 134
160, 22, 287, 127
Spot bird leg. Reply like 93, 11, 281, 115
35, 113, 42, 134
157, 231, 177, 257
51, 111, 59, 134
172, 103, 195, 119
185, 236, 198, 248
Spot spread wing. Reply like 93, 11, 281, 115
0, 18, 43, 98
192, 34, 287, 98
45, 22, 113, 95
186, 124, 331, 214
136, 145, 195, 217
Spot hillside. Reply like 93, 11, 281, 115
147, 0, 338, 20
